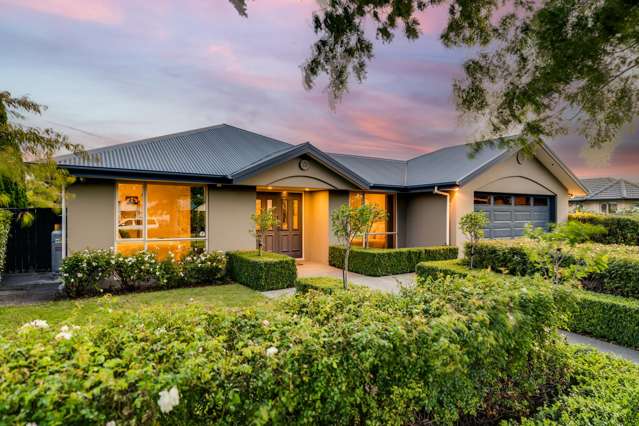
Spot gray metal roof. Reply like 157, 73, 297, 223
57, 124, 294, 177
57, 124, 565, 191
329, 144, 508, 188
572, 178, 639, 201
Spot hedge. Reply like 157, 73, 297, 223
295, 276, 348, 294
60, 249, 227, 298
329, 245, 458, 276
565, 288, 639, 349
0, 274, 576, 425
227, 250, 296, 290
467, 240, 639, 299
570, 212, 639, 245
417, 258, 639, 349
0, 209, 12, 281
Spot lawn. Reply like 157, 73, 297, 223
0, 284, 267, 331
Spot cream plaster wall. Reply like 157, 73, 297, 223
403, 193, 448, 247
66, 180, 115, 253
208, 187, 256, 251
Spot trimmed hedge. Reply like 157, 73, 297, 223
227, 250, 297, 290
417, 258, 639, 349
467, 240, 639, 299
565, 288, 639, 349
295, 276, 347, 294
570, 212, 639, 245
0, 209, 12, 281
0, 274, 573, 425
329, 245, 458, 276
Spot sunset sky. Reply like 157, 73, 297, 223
1, 0, 637, 180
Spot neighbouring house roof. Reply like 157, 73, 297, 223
571, 177, 639, 201
57, 123, 583, 193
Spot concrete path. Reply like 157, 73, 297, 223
296, 261, 415, 294
0, 273, 61, 306
561, 330, 639, 364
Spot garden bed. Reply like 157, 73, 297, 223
329, 245, 458, 276
227, 250, 297, 291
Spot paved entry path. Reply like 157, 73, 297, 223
296, 261, 415, 294
0, 273, 61, 306
561, 330, 639, 364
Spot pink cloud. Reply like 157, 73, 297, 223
3, 0, 123, 24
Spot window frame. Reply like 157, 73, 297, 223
349, 191, 397, 248
115, 181, 208, 253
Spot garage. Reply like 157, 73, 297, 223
474, 192, 555, 238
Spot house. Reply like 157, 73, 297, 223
57, 124, 586, 264
569, 178, 639, 214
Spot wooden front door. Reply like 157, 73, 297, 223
256, 192, 303, 258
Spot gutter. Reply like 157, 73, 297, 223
433, 186, 451, 246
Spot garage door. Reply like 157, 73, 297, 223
474, 193, 554, 238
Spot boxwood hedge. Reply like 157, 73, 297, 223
295, 276, 346, 294
417, 258, 639, 349
227, 250, 297, 290
0, 274, 572, 425
569, 212, 639, 245
329, 245, 458, 276
467, 240, 639, 299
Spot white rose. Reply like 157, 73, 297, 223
265, 346, 278, 357
157, 386, 180, 413
55, 331, 73, 340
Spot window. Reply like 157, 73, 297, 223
533, 197, 549, 207
514, 196, 530, 206
292, 199, 299, 230
609, 203, 618, 214
115, 182, 207, 259
474, 194, 490, 205
348, 192, 396, 248
601, 203, 608, 214
493, 195, 512, 206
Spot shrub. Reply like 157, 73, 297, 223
563, 288, 639, 349
514, 347, 639, 425
59, 249, 114, 297
569, 212, 639, 245
61, 249, 227, 298
329, 245, 458, 276
295, 276, 350, 294
468, 240, 639, 299
179, 250, 226, 285
227, 250, 296, 290
0, 209, 11, 280
0, 274, 571, 425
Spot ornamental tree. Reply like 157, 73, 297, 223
250, 207, 279, 256
460, 211, 489, 269
331, 203, 386, 289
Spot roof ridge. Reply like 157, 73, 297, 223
586, 178, 621, 200
328, 152, 407, 163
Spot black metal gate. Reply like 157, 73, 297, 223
5, 208, 61, 273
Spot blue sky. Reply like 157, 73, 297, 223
1, 0, 637, 179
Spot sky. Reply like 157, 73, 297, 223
1, 0, 637, 180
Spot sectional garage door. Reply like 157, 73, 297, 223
474, 193, 554, 238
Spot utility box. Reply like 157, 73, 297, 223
51, 229, 63, 273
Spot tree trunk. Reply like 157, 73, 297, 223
343, 248, 350, 290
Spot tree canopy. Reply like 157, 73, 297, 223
0, 91, 85, 210
232, 0, 639, 152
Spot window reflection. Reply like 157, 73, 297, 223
117, 183, 144, 239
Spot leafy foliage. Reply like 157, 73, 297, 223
0, 209, 12, 280
295, 276, 350, 294
331, 203, 386, 288
570, 212, 639, 245
0, 91, 85, 210
60, 249, 227, 298
232, 1, 639, 151
460, 211, 489, 268
329, 245, 458, 276
227, 250, 297, 290
0, 273, 577, 425
250, 207, 279, 256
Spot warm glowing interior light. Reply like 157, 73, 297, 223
304, 188, 309, 191
267, 186, 273, 190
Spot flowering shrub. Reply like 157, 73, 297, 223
0, 274, 585, 425
179, 250, 226, 285
0, 209, 12, 280
59, 249, 114, 298
60, 249, 227, 298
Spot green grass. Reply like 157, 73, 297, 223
0, 284, 267, 332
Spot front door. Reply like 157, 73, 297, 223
256, 192, 303, 258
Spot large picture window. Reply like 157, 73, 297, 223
116, 182, 207, 259
349, 192, 396, 248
